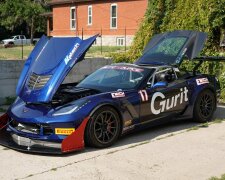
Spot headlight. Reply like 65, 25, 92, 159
52, 99, 89, 116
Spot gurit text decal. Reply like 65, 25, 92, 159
151, 87, 188, 115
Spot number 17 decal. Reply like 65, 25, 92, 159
139, 90, 148, 102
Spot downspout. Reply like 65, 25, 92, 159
76, 5, 78, 37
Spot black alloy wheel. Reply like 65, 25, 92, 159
193, 90, 216, 123
85, 106, 121, 148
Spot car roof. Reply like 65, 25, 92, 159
110, 62, 171, 70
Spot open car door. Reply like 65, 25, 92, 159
135, 30, 207, 66
16, 34, 98, 103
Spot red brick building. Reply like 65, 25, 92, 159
46, 0, 148, 46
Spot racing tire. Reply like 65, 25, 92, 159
193, 89, 216, 123
85, 106, 121, 148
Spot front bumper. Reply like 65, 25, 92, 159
0, 114, 89, 154
0, 129, 62, 154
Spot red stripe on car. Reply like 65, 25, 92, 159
61, 117, 89, 153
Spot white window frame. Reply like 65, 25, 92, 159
88, 5, 92, 25
110, 4, 117, 29
117, 37, 125, 46
70, 7, 76, 30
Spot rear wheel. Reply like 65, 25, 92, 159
5, 42, 14, 48
85, 106, 121, 148
193, 90, 216, 123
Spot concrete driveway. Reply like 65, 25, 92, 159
0, 106, 225, 180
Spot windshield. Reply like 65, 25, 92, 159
140, 37, 187, 64
77, 65, 153, 91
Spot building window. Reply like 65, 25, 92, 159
117, 37, 125, 46
88, 5, 92, 25
110, 4, 117, 29
70, 7, 76, 30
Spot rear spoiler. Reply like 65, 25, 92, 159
192, 56, 225, 75
193, 56, 225, 62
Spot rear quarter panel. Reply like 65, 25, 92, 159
181, 74, 219, 118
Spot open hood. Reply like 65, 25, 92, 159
135, 30, 207, 66
16, 34, 98, 103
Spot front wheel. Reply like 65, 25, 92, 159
85, 106, 121, 148
193, 89, 216, 123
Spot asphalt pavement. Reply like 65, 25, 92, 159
0, 105, 225, 180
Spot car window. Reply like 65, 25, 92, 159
154, 67, 177, 84
151, 37, 187, 57
77, 65, 153, 91
139, 37, 188, 65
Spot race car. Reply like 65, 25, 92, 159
0, 30, 224, 154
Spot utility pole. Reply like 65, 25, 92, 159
125, 26, 127, 52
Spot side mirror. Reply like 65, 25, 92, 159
152, 81, 168, 89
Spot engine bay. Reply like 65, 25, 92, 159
52, 83, 100, 106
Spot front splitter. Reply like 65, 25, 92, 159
0, 129, 62, 154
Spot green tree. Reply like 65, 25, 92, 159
0, 0, 48, 42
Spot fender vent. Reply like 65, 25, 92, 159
28, 73, 51, 90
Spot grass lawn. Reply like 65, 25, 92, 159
86, 46, 128, 57
210, 174, 225, 180
0, 45, 128, 60
0, 46, 34, 60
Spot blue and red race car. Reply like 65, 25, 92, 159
0, 30, 224, 154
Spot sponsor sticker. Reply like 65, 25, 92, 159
124, 119, 132, 127
102, 66, 144, 72
196, 78, 209, 85
123, 125, 135, 131
111, 92, 125, 98
64, 43, 80, 65
55, 128, 75, 135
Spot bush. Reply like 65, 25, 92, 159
110, 52, 130, 63
4, 96, 16, 105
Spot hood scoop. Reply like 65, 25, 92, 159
27, 73, 52, 90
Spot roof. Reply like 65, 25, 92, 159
48, 0, 95, 5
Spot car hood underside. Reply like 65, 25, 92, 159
16, 35, 98, 104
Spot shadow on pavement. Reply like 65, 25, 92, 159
80, 106, 225, 156
3, 106, 225, 157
